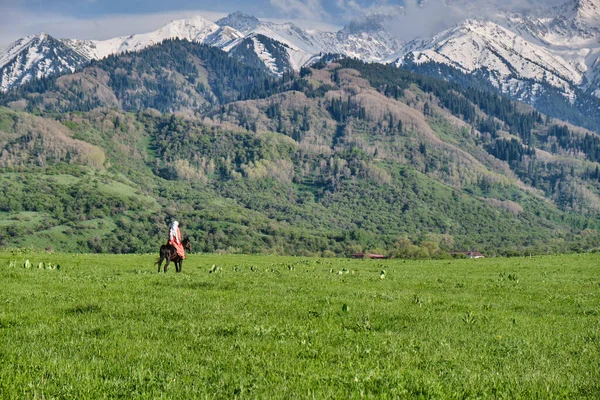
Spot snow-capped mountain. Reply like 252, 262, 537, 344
0, 34, 89, 92
218, 15, 319, 71
2, 0, 600, 104
65, 15, 226, 61
0, 16, 238, 92
217, 11, 404, 70
401, 19, 584, 99
0, 10, 405, 91
397, 0, 600, 100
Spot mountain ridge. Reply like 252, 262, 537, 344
2, 0, 600, 133
0, 10, 405, 91
1, 38, 600, 254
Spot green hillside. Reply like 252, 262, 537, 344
1, 39, 275, 114
1, 41, 600, 255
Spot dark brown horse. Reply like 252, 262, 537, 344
156, 237, 192, 273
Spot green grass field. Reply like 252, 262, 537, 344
1, 252, 599, 398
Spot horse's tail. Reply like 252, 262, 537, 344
156, 245, 177, 272
156, 246, 167, 269
156, 248, 167, 263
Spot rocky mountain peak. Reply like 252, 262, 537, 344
157, 15, 218, 36
573, 0, 600, 22
216, 12, 262, 34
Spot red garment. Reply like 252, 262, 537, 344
168, 227, 185, 258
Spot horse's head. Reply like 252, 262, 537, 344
182, 237, 192, 252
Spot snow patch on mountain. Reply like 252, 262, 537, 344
572, 0, 600, 24
251, 37, 279, 74
204, 26, 245, 48
0, 35, 42, 70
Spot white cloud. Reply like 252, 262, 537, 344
269, 0, 329, 21
336, 0, 362, 12
262, 17, 341, 31
0, 0, 571, 47
384, 0, 568, 41
334, 0, 366, 21
0, 4, 343, 47
387, 0, 465, 40
0, 8, 228, 47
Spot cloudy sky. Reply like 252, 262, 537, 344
0, 0, 567, 47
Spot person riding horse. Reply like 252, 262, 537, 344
168, 221, 186, 259
156, 221, 191, 273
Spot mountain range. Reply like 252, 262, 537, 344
2, 2, 600, 255
0, 10, 403, 92
1, 37, 600, 254
401, 0, 600, 99
2, 0, 600, 106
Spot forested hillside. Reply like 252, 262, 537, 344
1, 40, 600, 256
403, 58, 600, 136
0, 39, 277, 114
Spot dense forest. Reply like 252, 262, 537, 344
403, 57, 600, 134
1, 40, 600, 256
0, 39, 282, 114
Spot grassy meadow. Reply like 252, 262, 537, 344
0, 252, 599, 398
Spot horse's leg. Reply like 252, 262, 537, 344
164, 257, 170, 273
157, 255, 164, 273
177, 259, 182, 273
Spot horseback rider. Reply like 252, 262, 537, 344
168, 221, 186, 259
